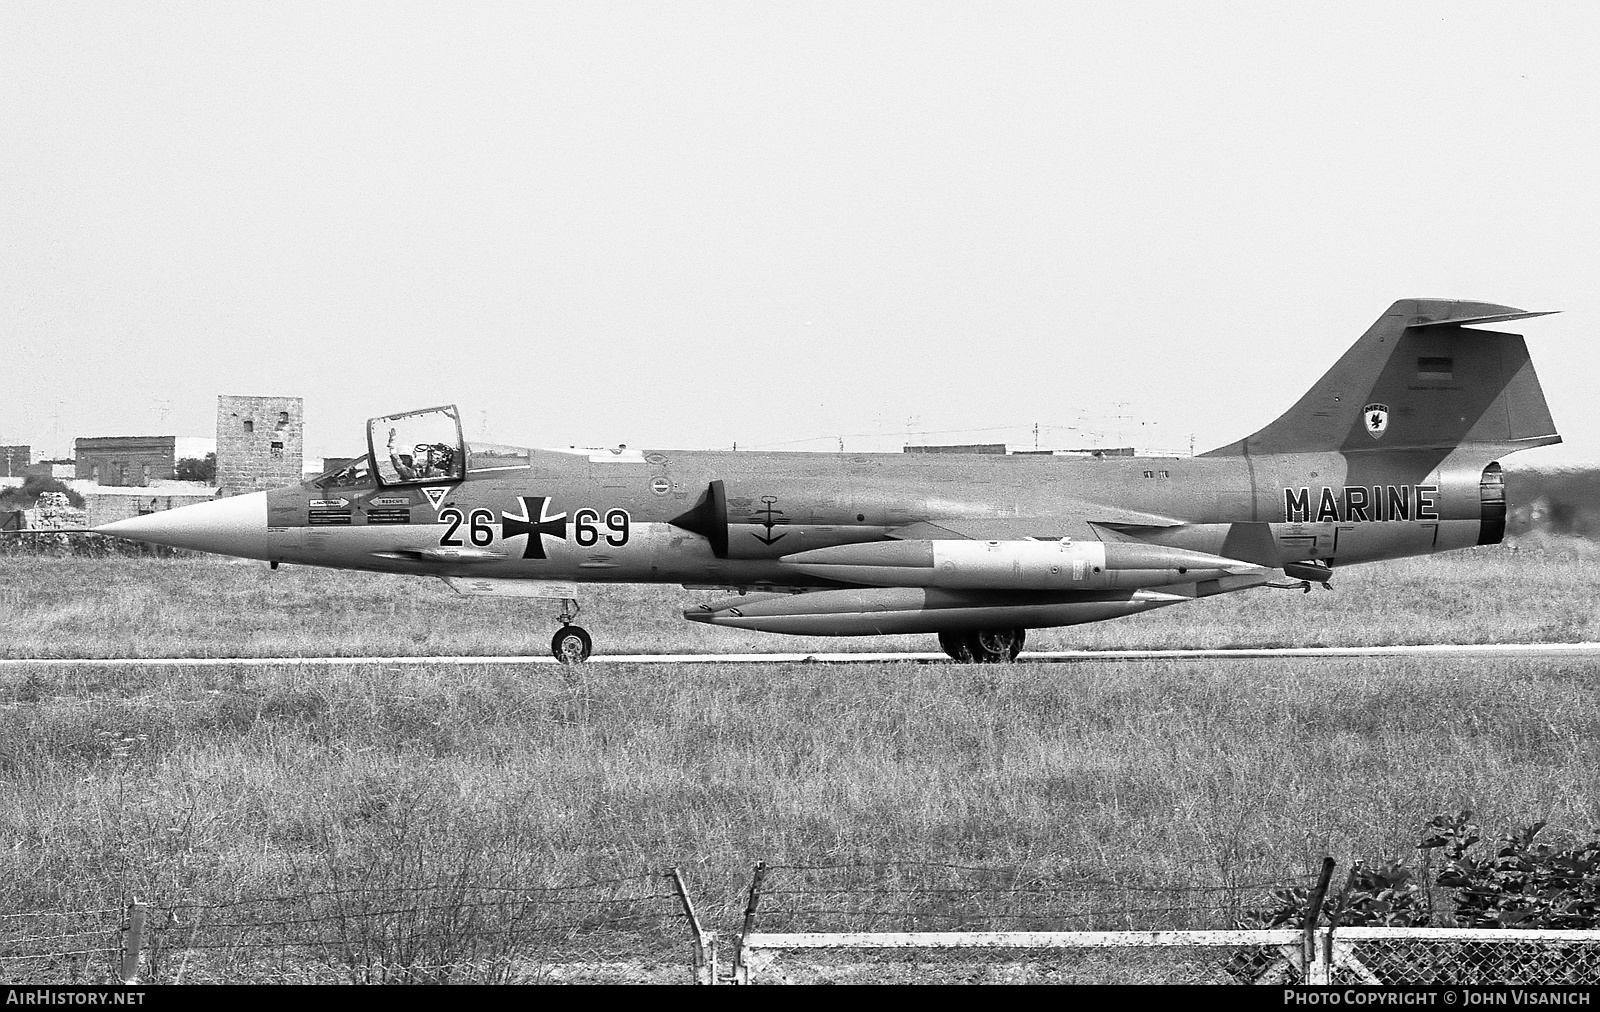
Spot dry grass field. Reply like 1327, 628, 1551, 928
2, 537, 1598, 982
3, 535, 1598, 658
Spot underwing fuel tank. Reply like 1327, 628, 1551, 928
683, 574, 1274, 636
779, 539, 1269, 591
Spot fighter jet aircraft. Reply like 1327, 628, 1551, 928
94, 299, 1560, 663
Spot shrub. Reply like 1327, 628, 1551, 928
1421, 812, 1600, 929
1261, 814, 1600, 929
0, 475, 85, 511
175, 454, 216, 482
1333, 861, 1430, 926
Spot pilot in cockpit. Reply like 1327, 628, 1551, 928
388, 428, 450, 480
429, 444, 456, 476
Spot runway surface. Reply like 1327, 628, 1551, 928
3, 642, 1599, 667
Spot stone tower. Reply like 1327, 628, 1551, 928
216, 395, 303, 496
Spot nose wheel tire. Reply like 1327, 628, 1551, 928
551, 625, 592, 664
939, 628, 1025, 663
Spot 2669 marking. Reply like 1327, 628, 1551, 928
438, 503, 630, 551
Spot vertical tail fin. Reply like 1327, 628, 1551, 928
1203, 299, 1560, 457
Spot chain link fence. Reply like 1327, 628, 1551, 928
7, 863, 1600, 984
736, 860, 1315, 934
726, 861, 1600, 984
737, 930, 1311, 985
1333, 928, 1600, 985
730, 861, 1320, 984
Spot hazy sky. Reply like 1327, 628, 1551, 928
3, 3, 1596, 467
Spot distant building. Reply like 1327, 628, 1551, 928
82, 488, 216, 527
903, 444, 1009, 455
22, 460, 75, 480
901, 443, 1138, 457
1011, 447, 1137, 458
75, 436, 176, 487
1076, 447, 1136, 458
216, 395, 303, 496
0, 445, 28, 477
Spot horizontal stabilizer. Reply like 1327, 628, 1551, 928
888, 506, 1182, 544
1407, 307, 1557, 329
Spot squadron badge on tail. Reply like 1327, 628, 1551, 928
1363, 403, 1389, 440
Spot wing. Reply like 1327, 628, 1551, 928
885, 501, 1184, 544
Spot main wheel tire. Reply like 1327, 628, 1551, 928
973, 627, 1025, 663
937, 631, 977, 662
551, 625, 593, 664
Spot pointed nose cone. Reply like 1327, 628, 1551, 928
96, 491, 270, 560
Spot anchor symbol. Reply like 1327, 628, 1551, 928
749, 495, 789, 546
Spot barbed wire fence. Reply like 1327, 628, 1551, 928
734, 859, 1318, 933
0, 905, 126, 985
1, 872, 707, 985
6, 859, 1600, 984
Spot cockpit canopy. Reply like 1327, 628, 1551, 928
367, 405, 465, 486
312, 406, 532, 489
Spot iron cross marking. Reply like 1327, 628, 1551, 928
501, 496, 569, 559
749, 495, 789, 546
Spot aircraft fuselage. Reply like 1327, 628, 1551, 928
259, 443, 1505, 585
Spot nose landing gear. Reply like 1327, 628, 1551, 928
938, 627, 1025, 663
551, 598, 592, 663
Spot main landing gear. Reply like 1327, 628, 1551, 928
550, 598, 592, 664
938, 628, 1026, 664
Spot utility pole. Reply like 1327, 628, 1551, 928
1109, 401, 1132, 447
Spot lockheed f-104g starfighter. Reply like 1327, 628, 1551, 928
95, 299, 1561, 662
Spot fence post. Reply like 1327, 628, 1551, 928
1303, 858, 1336, 985
730, 861, 768, 985
1323, 860, 1360, 981
120, 899, 147, 985
669, 867, 716, 985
